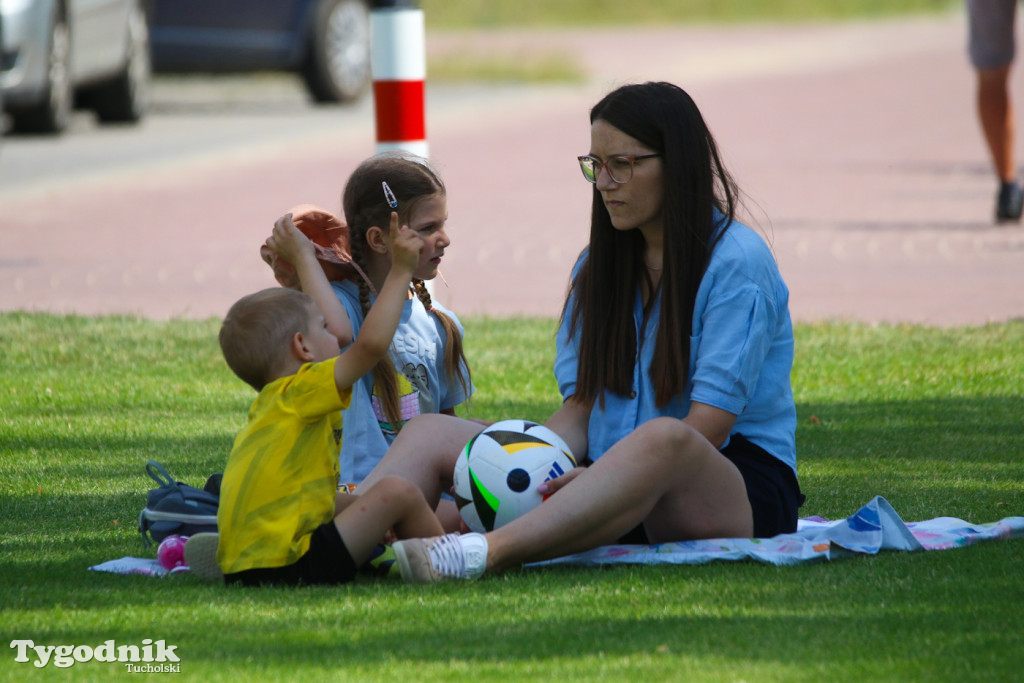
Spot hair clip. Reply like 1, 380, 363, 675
382, 182, 398, 209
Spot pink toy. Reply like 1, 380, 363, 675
157, 535, 190, 571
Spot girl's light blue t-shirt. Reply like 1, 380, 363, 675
331, 280, 472, 483
554, 218, 797, 474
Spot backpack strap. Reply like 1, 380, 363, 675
146, 460, 177, 489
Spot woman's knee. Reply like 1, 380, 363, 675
633, 417, 707, 457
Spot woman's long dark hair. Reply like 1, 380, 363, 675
563, 82, 739, 408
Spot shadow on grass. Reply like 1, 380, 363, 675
3, 545, 1022, 680
795, 396, 1024, 520
2, 434, 232, 487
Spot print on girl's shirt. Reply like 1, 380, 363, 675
402, 362, 434, 413
393, 331, 437, 364
367, 327, 441, 436
370, 363, 434, 436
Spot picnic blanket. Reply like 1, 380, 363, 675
89, 556, 188, 577
90, 497, 1023, 576
529, 496, 1024, 568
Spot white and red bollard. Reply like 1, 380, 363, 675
371, 0, 428, 158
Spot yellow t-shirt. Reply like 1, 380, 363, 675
217, 358, 352, 574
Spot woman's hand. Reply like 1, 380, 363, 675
536, 465, 586, 498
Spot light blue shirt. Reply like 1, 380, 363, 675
332, 280, 473, 483
554, 217, 797, 474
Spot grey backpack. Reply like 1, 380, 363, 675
138, 460, 220, 547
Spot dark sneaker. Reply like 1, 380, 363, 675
996, 181, 1023, 222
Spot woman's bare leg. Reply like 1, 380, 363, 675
484, 417, 753, 572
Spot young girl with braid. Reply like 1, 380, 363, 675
263, 153, 474, 494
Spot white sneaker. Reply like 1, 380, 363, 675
392, 533, 488, 583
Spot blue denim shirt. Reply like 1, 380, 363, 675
554, 217, 797, 474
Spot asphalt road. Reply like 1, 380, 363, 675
1, 12, 1022, 325
0, 74, 370, 195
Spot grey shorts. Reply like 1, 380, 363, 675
968, 0, 1018, 69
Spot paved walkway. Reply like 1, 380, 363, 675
1, 11, 1022, 325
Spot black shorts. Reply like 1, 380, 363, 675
616, 433, 805, 543
224, 521, 358, 587
721, 433, 805, 538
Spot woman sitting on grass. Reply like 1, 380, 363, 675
358, 81, 804, 581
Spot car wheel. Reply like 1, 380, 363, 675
9, 8, 73, 134
81, 1, 150, 123
302, 0, 371, 104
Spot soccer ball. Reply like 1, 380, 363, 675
452, 419, 576, 532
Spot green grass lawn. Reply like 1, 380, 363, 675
1, 313, 1022, 681
422, 0, 955, 28
423, 0, 959, 84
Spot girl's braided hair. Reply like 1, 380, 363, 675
342, 152, 471, 433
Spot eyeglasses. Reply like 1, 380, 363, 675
577, 153, 661, 184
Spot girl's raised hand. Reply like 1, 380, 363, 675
265, 213, 315, 265
387, 211, 423, 274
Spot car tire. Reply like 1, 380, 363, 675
8, 6, 73, 134
301, 0, 371, 104
80, 1, 150, 123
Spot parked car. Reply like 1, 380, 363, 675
0, 0, 149, 134
148, 0, 371, 104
